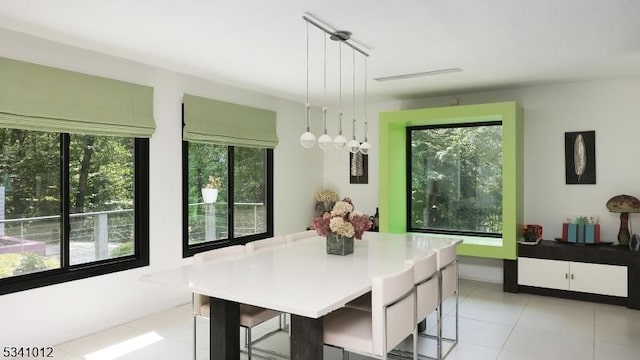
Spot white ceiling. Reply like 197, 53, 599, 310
1, 0, 639, 104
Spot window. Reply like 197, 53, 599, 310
181, 94, 277, 257
0, 129, 149, 294
408, 122, 503, 237
182, 142, 273, 256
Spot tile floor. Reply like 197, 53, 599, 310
45, 280, 640, 360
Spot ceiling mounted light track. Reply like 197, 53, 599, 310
302, 13, 369, 56
373, 67, 463, 82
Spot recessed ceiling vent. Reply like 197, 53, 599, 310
374, 67, 463, 82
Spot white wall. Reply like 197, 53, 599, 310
0, 29, 324, 345
322, 100, 399, 215
326, 77, 640, 282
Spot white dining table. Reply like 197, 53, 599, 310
141, 232, 460, 360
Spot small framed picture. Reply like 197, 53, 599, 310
565, 130, 596, 184
349, 151, 368, 184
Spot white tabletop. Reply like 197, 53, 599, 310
142, 232, 460, 318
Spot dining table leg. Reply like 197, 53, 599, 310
210, 297, 240, 360
290, 314, 323, 360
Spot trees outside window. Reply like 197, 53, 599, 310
0, 129, 149, 293
408, 122, 503, 236
183, 142, 272, 257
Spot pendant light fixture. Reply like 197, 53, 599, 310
359, 56, 371, 155
317, 33, 332, 150
299, 21, 316, 148
301, 14, 370, 151
333, 41, 347, 150
347, 48, 361, 154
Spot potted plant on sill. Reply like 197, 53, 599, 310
202, 176, 222, 204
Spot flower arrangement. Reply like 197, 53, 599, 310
311, 198, 372, 240
205, 176, 222, 189
314, 189, 339, 217
314, 189, 339, 203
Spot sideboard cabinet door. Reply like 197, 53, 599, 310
569, 262, 627, 297
518, 258, 568, 290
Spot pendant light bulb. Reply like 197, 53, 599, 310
348, 138, 360, 154
300, 102, 315, 148
334, 114, 347, 149
318, 134, 332, 149
334, 112, 347, 149
300, 21, 315, 149
334, 135, 347, 150
359, 141, 371, 155
318, 107, 332, 150
300, 132, 316, 148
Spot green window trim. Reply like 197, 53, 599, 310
183, 94, 278, 148
379, 102, 523, 260
0, 57, 155, 138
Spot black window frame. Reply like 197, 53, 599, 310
0, 134, 150, 295
406, 121, 503, 238
181, 140, 274, 257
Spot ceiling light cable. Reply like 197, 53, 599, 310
318, 33, 332, 150
299, 20, 316, 148
360, 56, 371, 155
347, 47, 360, 154
333, 41, 347, 150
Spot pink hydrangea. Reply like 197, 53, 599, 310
310, 197, 372, 239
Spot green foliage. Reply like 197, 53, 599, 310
0, 129, 134, 242
0, 129, 60, 218
110, 242, 134, 257
13, 252, 50, 275
410, 124, 503, 233
186, 144, 267, 244
0, 253, 59, 278
0, 254, 21, 278
188, 143, 228, 205
186, 143, 265, 204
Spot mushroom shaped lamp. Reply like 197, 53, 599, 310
606, 194, 640, 246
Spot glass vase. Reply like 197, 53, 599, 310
326, 232, 354, 255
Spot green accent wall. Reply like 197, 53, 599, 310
379, 102, 524, 260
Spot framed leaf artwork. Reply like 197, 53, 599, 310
565, 130, 596, 184
349, 151, 368, 184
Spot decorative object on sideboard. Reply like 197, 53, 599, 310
630, 234, 640, 251
564, 130, 596, 184
561, 216, 600, 244
369, 207, 379, 232
606, 194, 640, 246
201, 175, 222, 204
522, 224, 543, 242
311, 197, 372, 255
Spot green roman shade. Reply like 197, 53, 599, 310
183, 94, 278, 148
0, 56, 155, 137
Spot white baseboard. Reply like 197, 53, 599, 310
458, 256, 503, 283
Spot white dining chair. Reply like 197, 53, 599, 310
402, 251, 439, 359
245, 235, 290, 330
431, 239, 461, 359
323, 265, 418, 360
192, 245, 282, 360
285, 230, 316, 243
347, 251, 440, 359
245, 235, 286, 251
